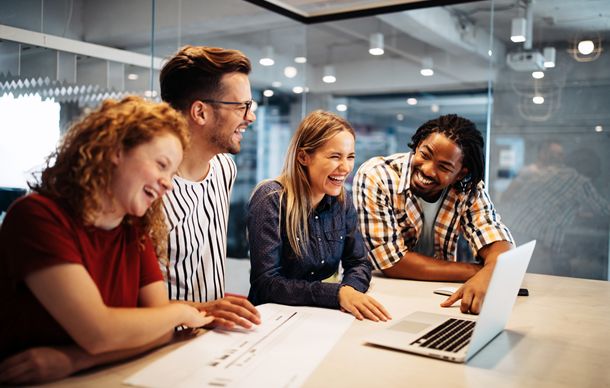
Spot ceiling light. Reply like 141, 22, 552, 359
430, 104, 439, 113
595, 125, 603, 133
284, 66, 298, 78
511, 18, 527, 43
251, 101, 258, 112
396, 113, 404, 121
127, 73, 138, 80
532, 71, 544, 79
532, 95, 544, 104
271, 81, 282, 88
322, 65, 336, 83
336, 104, 347, 112
263, 89, 274, 97
294, 56, 307, 64
259, 46, 275, 66
420, 57, 434, 76
543, 47, 556, 68
292, 86, 304, 94
406, 98, 418, 105
577, 40, 595, 55
369, 33, 384, 56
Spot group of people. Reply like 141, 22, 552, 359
0, 45, 514, 384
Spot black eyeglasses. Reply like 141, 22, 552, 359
200, 99, 253, 119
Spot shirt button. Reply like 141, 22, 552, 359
310, 271, 314, 275
321, 260, 325, 264
340, 236, 343, 240
318, 237, 321, 241
315, 216, 319, 220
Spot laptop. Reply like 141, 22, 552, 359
366, 240, 536, 363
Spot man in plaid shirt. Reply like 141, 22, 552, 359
353, 114, 514, 315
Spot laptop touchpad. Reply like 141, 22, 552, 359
390, 320, 432, 334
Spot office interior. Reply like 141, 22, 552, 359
1, 0, 609, 282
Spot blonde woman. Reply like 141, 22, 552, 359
247, 110, 390, 321
0, 96, 211, 384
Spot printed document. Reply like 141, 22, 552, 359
124, 303, 353, 388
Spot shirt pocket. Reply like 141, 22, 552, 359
324, 229, 346, 260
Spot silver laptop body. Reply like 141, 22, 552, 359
366, 240, 536, 363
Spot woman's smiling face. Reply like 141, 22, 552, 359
410, 132, 468, 201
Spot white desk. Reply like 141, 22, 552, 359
41, 273, 610, 388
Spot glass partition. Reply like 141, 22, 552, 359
1, 0, 608, 280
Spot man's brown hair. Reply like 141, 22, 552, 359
160, 45, 251, 112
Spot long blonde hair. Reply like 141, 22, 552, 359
274, 110, 355, 257
31, 96, 190, 259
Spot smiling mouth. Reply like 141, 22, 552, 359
328, 175, 346, 185
143, 186, 158, 201
415, 170, 436, 186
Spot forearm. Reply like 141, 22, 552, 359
67, 331, 173, 373
382, 252, 482, 282
477, 240, 514, 267
94, 304, 191, 353
251, 276, 341, 308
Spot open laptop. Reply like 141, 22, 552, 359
366, 240, 536, 363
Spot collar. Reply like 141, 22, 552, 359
315, 194, 335, 213
397, 152, 414, 194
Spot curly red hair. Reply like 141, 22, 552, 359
31, 96, 190, 259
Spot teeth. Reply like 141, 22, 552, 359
329, 176, 345, 182
238, 128, 246, 133
418, 171, 433, 185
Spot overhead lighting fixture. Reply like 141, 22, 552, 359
420, 57, 434, 76
406, 98, 418, 105
577, 40, 595, 55
511, 17, 527, 43
369, 33, 384, 56
430, 104, 439, 113
294, 56, 307, 64
292, 86, 304, 94
127, 73, 139, 80
284, 66, 298, 78
532, 71, 544, 79
336, 104, 347, 112
532, 95, 544, 104
595, 125, 603, 133
271, 81, 282, 88
263, 89, 274, 97
322, 65, 336, 83
396, 113, 404, 121
543, 47, 556, 68
259, 46, 275, 66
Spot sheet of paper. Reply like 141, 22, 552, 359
124, 303, 353, 388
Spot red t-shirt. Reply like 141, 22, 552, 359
0, 193, 164, 358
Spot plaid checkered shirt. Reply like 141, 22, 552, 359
353, 152, 514, 270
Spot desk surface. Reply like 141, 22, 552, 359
43, 273, 610, 388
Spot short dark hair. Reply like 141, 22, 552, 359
408, 114, 484, 191
160, 45, 251, 112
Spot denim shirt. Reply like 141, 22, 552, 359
247, 181, 372, 308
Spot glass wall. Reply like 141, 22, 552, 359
1, 0, 608, 280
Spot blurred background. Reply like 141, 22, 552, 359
1, 0, 609, 280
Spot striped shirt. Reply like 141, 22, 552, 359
353, 152, 513, 270
161, 154, 236, 302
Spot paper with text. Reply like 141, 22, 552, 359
124, 303, 353, 388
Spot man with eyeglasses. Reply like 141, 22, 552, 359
158, 45, 260, 329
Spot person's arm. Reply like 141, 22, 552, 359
25, 266, 211, 355
440, 184, 515, 314
353, 167, 480, 280
247, 182, 344, 308
338, 197, 390, 321
0, 282, 208, 384
441, 240, 513, 314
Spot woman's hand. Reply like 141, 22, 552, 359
176, 304, 215, 328
338, 285, 391, 322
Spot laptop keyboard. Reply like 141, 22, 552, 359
410, 318, 475, 353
